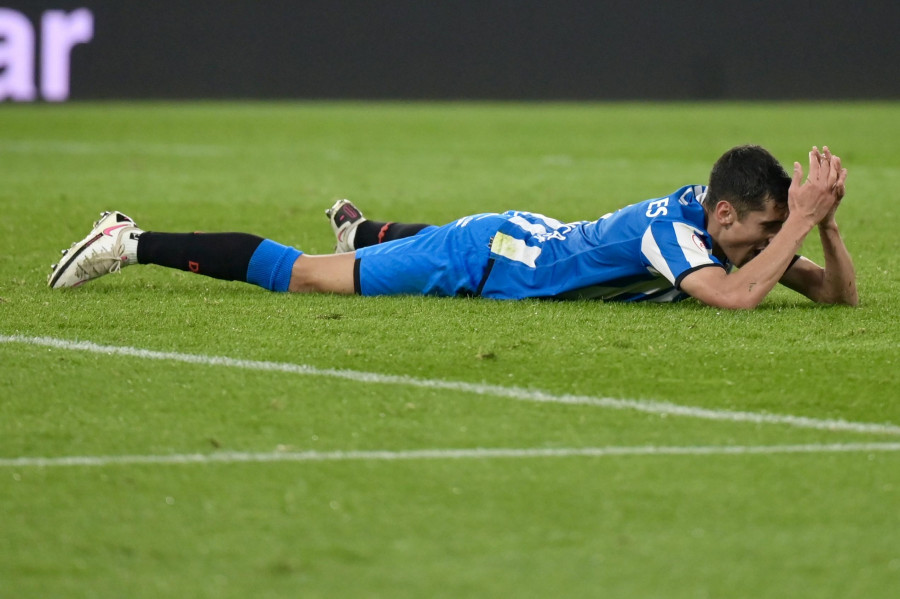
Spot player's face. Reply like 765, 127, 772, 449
717, 201, 788, 267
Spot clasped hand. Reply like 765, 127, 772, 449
789, 146, 848, 227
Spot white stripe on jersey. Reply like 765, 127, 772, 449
640, 221, 712, 284
507, 215, 548, 235
491, 232, 542, 267
672, 221, 713, 268
507, 212, 569, 232
646, 288, 682, 303
640, 228, 676, 283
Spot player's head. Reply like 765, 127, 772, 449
706, 145, 791, 217
705, 145, 792, 266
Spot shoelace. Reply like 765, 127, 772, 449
74, 239, 126, 280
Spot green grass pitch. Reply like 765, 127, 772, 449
1, 102, 899, 598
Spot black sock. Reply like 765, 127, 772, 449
354, 221, 431, 248
136, 232, 265, 281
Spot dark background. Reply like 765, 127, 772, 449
6, 0, 900, 100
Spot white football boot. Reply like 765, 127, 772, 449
325, 199, 366, 253
48, 211, 142, 288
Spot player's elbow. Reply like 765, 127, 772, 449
825, 290, 859, 307
837, 281, 860, 307
807, 276, 859, 306
818, 287, 859, 307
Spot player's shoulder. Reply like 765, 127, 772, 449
668, 184, 707, 207
620, 185, 707, 219
625, 185, 706, 209
653, 184, 708, 222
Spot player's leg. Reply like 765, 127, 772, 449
354, 213, 505, 296
288, 253, 356, 293
48, 210, 355, 294
140, 235, 355, 294
326, 199, 432, 252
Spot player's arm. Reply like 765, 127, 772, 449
679, 218, 814, 309
778, 227, 857, 305
680, 150, 845, 310
779, 148, 858, 305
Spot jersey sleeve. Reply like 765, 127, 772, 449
640, 220, 724, 288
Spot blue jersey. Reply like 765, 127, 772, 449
479, 185, 729, 302
355, 185, 729, 302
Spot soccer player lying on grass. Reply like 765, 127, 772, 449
49, 144, 857, 310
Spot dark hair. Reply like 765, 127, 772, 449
705, 145, 791, 218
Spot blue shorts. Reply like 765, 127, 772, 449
354, 214, 506, 296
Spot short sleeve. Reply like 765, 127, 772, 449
640, 220, 724, 286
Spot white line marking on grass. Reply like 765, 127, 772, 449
3, 443, 900, 468
3, 334, 899, 436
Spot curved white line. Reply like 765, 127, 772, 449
3, 334, 898, 436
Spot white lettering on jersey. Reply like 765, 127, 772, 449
507, 213, 583, 243
645, 198, 669, 218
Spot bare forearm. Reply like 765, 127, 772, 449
723, 218, 812, 308
682, 218, 813, 310
818, 221, 858, 305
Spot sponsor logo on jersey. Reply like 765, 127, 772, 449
691, 233, 707, 251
